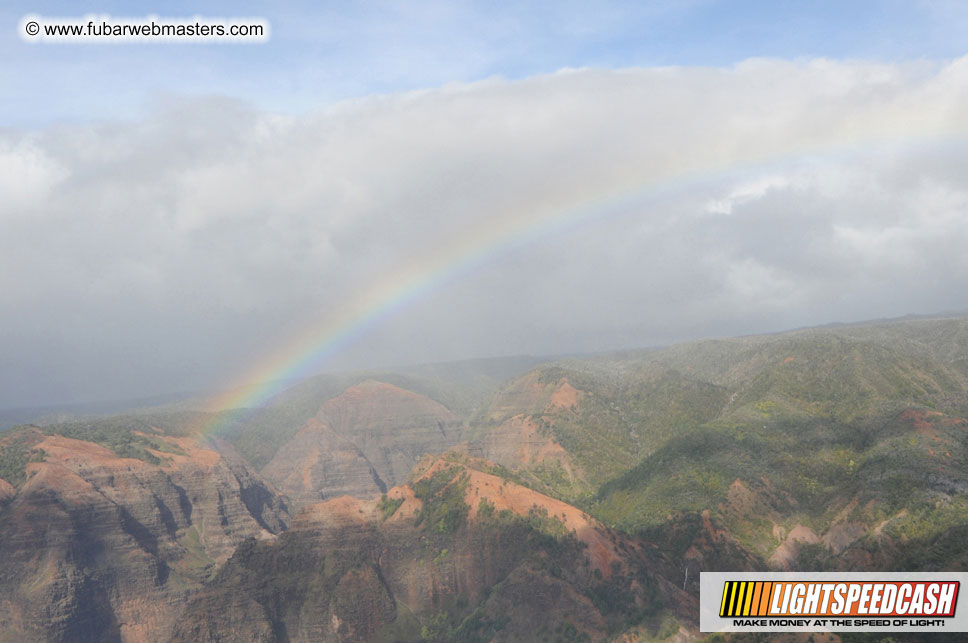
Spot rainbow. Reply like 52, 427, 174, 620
195, 127, 967, 436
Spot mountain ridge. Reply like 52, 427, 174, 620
3, 313, 968, 640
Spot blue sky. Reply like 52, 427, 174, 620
5, 1, 968, 126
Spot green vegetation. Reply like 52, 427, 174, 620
420, 610, 453, 642
0, 415, 202, 486
170, 526, 218, 586
0, 430, 44, 487
522, 504, 570, 539
471, 363, 730, 497
413, 466, 470, 534
44, 417, 187, 464
212, 404, 323, 471
589, 403, 966, 535
454, 322, 968, 573
377, 494, 404, 519
477, 497, 495, 519
592, 426, 769, 529
9, 316, 968, 641
582, 396, 968, 573
451, 607, 509, 642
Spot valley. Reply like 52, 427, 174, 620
1, 315, 967, 641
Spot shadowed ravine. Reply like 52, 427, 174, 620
1, 316, 967, 641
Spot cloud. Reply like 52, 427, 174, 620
0, 138, 66, 210
2, 57, 968, 406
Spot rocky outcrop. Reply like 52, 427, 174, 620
262, 380, 463, 508
768, 524, 821, 569
477, 370, 568, 424
0, 430, 289, 643
171, 457, 692, 642
470, 414, 573, 471
0, 477, 14, 504
465, 375, 587, 497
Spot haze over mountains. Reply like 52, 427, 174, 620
6, 2, 968, 641
6, 54, 968, 410
2, 313, 968, 641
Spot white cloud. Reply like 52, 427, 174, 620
704, 174, 799, 215
0, 139, 66, 213
3, 57, 968, 406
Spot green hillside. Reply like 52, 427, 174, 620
462, 318, 968, 572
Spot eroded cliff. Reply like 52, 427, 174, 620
0, 427, 289, 642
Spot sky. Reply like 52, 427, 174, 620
2, 1, 968, 409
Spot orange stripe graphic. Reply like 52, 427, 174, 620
750, 582, 762, 616
759, 581, 773, 616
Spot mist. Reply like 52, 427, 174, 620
3, 58, 968, 408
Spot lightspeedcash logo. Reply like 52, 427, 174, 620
701, 572, 967, 633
